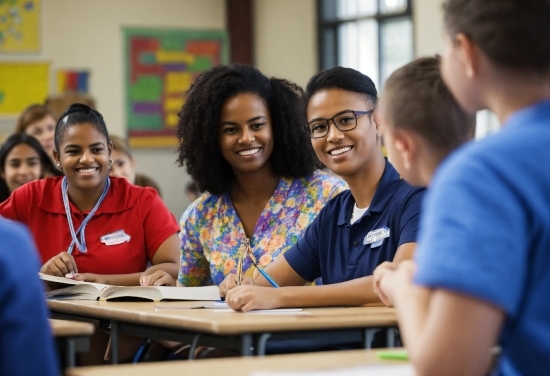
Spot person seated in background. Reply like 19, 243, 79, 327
14, 104, 58, 165
184, 180, 201, 203
109, 135, 162, 196
45, 92, 96, 119
0, 217, 59, 376
0, 133, 60, 203
371, 55, 475, 302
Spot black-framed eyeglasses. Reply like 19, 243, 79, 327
305, 110, 373, 139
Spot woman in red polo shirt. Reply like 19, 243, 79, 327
0, 104, 180, 286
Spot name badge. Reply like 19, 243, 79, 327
364, 227, 390, 248
100, 230, 131, 246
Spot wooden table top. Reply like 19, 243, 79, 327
67, 348, 412, 376
48, 300, 397, 335
50, 318, 95, 337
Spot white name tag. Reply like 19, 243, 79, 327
364, 227, 390, 247
100, 230, 131, 246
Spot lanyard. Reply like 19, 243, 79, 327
62, 176, 110, 254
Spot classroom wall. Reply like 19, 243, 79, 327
413, 0, 446, 57
1, 0, 225, 217
254, 0, 317, 88
0, 0, 449, 217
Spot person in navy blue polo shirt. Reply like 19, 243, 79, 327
220, 67, 424, 311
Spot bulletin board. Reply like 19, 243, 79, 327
124, 28, 228, 148
0, 62, 49, 115
0, 0, 40, 52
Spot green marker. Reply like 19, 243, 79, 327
377, 350, 409, 361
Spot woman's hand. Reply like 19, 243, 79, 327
140, 270, 176, 286
40, 252, 78, 277
68, 273, 105, 284
373, 261, 398, 306
225, 285, 281, 312
219, 273, 254, 298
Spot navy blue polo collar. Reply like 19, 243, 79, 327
336, 159, 402, 226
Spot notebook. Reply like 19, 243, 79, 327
40, 273, 220, 302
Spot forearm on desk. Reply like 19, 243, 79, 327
276, 276, 381, 308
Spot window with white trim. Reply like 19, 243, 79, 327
318, 0, 414, 90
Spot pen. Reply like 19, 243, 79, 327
236, 254, 243, 286
244, 239, 279, 288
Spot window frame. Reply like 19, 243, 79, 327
317, 0, 414, 88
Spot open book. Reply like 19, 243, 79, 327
40, 273, 220, 302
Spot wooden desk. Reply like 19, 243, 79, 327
50, 319, 95, 368
67, 348, 412, 376
48, 300, 397, 364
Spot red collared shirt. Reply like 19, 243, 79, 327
0, 176, 179, 274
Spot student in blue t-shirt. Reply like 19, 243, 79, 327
219, 67, 424, 310
0, 218, 59, 376
376, 1, 550, 375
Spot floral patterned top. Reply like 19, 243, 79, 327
178, 170, 347, 286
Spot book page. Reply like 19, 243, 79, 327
45, 284, 102, 300
39, 273, 109, 291
213, 308, 307, 315
101, 285, 220, 301
154, 285, 220, 301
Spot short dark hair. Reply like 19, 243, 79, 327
303, 66, 378, 109
443, 0, 550, 74
382, 56, 475, 157
176, 64, 320, 195
55, 103, 109, 152
0, 133, 59, 201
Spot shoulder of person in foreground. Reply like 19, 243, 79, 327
0, 218, 59, 376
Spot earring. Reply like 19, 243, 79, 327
56, 162, 61, 168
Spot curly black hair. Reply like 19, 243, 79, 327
177, 64, 321, 195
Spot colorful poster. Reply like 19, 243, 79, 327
124, 28, 228, 148
0, 62, 48, 114
0, 0, 40, 52
57, 69, 90, 93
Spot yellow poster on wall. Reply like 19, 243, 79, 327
0, 0, 40, 52
0, 62, 49, 115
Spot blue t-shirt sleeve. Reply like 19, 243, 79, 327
414, 156, 529, 317
284, 208, 324, 282
398, 187, 424, 247
0, 220, 59, 376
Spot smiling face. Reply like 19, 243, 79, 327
110, 149, 136, 184
307, 89, 378, 178
54, 122, 111, 193
24, 114, 56, 159
1, 143, 42, 193
218, 92, 274, 176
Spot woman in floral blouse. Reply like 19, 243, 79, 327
142, 64, 346, 287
